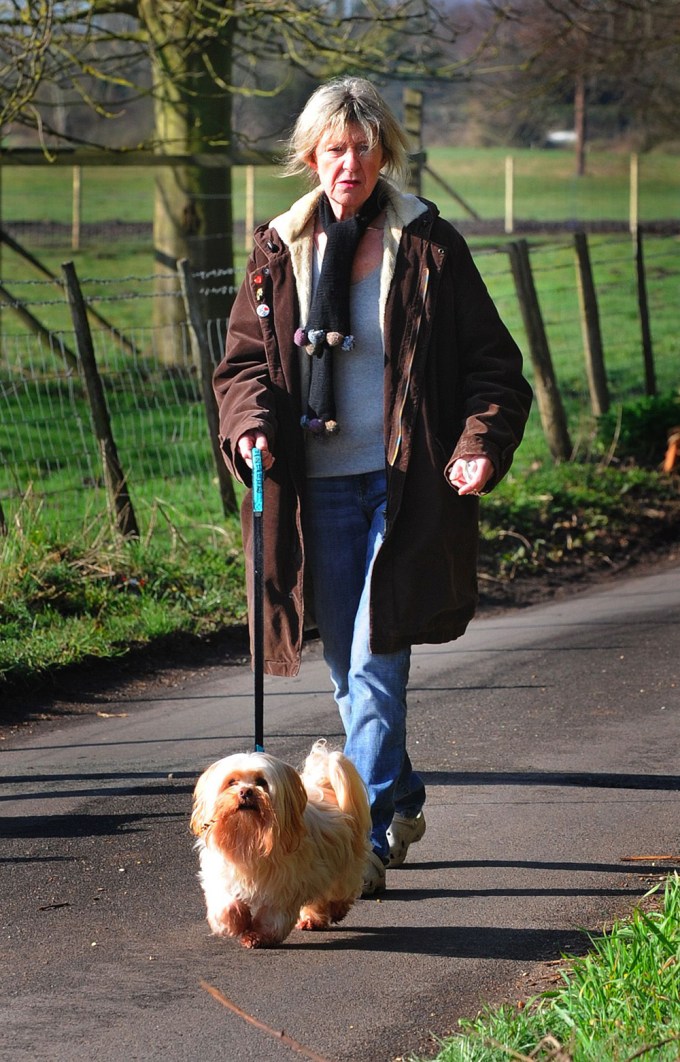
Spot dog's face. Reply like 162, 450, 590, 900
191, 752, 308, 861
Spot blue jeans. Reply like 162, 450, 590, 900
304, 470, 426, 862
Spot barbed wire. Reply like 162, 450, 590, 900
0, 268, 236, 287
0, 276, 63, 288
191, 268, 236, 278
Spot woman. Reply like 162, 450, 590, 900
213, 78, 532, 896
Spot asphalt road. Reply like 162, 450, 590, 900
2, 561, 679, 1062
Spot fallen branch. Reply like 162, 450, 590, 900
621, 855, 680, 863
199, 980, 334, 1062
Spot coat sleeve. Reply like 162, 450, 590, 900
213, 248, 279, 485
445, 227, 533, 489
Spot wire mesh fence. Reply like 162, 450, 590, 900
0, 286, 231, 541
0, 230, 678, 543
476, 233, 679, 455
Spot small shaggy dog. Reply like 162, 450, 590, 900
190, 740, 371, 948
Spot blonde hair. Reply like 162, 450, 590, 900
282, 77, 410, 189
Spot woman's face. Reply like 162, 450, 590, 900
309, 122, 385, 220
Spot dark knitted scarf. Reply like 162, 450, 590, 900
295, 183, 384, 436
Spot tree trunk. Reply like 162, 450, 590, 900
574, 70, 587, 178
139, 1, 235, 365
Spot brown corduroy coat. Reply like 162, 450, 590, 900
213, 183, 533, 677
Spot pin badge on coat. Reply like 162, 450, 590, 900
253, 272, 270, 317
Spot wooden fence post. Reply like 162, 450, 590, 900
629, 153, 639, 237
177, 258, 237, 517
72, 165, 82, 251
403, 87, 423, 196
62, 260, 139, 539
634, 229, 656, 397
244, 165, 255, 250
508, 238, 572, 463
573, 231, 609, 416
504, 155, 514, 235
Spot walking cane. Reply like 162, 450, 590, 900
251, 446, 265, 752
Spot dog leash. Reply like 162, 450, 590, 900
251, 446, 265, 752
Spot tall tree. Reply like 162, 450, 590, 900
465, 0, 680, 168
1, 1, 462, 361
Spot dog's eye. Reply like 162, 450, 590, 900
255, 776, 268, 790
226, 777, 237, 788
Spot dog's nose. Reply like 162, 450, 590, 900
239, 786, 254, 799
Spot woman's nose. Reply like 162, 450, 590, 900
341, 148, 360, 169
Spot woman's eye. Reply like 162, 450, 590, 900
323, 141, 371, 158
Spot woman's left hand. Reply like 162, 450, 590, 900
448, 456, 493, 496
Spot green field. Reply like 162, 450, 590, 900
423, 146, 680, 224
2, 145, 678, 227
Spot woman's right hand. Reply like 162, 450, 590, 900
237, 432, 275, 471
448, 456, 492, 496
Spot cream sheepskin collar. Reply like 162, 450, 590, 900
269, 180, 429, 333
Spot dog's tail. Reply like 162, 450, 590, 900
302, 740, 371, 842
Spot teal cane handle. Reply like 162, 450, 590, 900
251, 444, 264, 752
252, 446, 264, 515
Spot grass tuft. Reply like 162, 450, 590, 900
413, 874, 680, 1062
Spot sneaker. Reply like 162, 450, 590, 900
386, 811, 426, 867
361, 850, 387, 897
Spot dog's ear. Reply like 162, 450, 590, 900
271, 761, 308, 852
190, 763, 217, 837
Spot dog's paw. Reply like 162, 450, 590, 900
239, 930, 265, 948
296, 905, 330, 931
328, 899, 353, 924
208, 899, 251, 938
239, 928, 284, 948
295, 915, 325, 931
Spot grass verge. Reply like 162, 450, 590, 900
412, 873, 680, 1062
0, 490, 246, 692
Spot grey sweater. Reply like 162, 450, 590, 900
304, 263, 385, 478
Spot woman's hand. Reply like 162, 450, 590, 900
448, 456, 493, 496
237, 432, 275, 471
